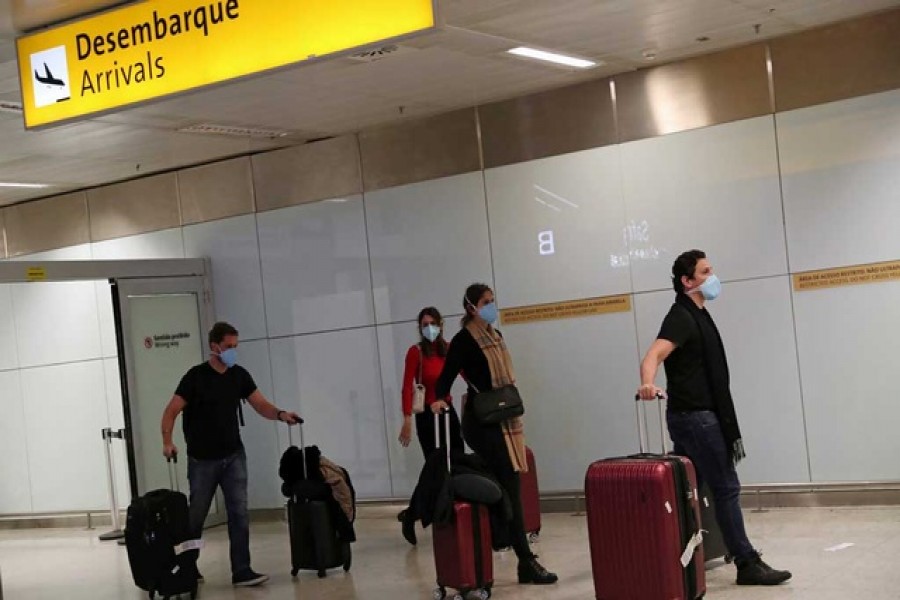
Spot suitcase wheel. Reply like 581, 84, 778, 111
432, 586, 446, 600
317, 569, 327, 578
527, 531, 540, 543
290, 568, 299, 578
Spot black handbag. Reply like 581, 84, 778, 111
470, 384, 525, 424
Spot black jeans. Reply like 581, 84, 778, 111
667, 410, 755, 562
406, 405, 464, 519
415, 404, 463, 457
462, 410, 531, 561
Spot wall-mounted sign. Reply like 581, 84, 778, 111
17, 0, 435, 128
500, 294, 632, 325
793, 260, 900, 292
25, 266, 47, 281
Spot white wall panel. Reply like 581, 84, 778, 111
0, 370, 33, 513
367, 173, 493, 325
620, 116, 787, 292
0, 284, 19, 371
501, 312, 643, 491
779, 89, 900, 273
12, 280, 102, 368
183, 215, 267, 341
258, 196, 374, 337
794, 279, 900, 481
22, 361, 110, 512
485, 145, 631, 307
270, 327, 390, 498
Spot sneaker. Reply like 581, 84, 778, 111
736, 554, 791, 586
232, 570, 269, 587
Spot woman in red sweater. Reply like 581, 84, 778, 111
397, 306, 463, 545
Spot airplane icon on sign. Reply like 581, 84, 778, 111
34, 63, 65, 87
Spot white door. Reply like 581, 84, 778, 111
114, 276, 225, 526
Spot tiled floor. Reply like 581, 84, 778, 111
2, 505, 898, 599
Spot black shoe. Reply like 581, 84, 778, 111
736, 554, 791, 586
397, 509, 408, 522
517, 555, 558, 585
232, 570, 269, 587
401, 512, 417, 546
196, 571, 204, 584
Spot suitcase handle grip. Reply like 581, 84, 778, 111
287, 421, 307, 479
634, 393, 667, 454
166, 455, 179, 492
433, 409, 451, 474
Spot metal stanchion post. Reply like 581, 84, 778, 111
99, 428, 126, 541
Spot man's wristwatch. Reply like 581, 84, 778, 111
276, 410, 285, 422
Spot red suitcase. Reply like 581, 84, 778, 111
520, 446, 541, 541
585, 396, 706, 600
432, 412, 493, 600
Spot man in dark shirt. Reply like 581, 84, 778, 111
161, 322, 300, 588
638, 250, 791, 587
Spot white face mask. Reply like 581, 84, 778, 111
422, 324, 440, 342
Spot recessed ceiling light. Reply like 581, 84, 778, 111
0, 182, 50, 189
177, 123, 293, 139
507, 47, 598, 69
642, 48, 658, 61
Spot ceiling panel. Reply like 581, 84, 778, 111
0, 0, 898, 205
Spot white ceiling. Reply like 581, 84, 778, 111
0, 0, 898, 205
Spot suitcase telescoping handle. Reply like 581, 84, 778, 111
634, 393, 668, 454
433, 409, 451, 474
287, 420, 308, 479
166, 454, 179, 492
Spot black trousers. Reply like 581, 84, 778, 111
461, 410, 531, 561
405, 405, 464, 518
415, 404, 463, 457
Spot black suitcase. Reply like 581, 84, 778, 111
284, 422, 352, 578
698, 483, 729, 565
125, 457, 199, 600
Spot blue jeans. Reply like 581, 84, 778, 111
666, 410, 755, 562
187, 448, 252, 577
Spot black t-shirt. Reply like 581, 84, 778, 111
175, 362, 257, 460
657, 303, 716, 412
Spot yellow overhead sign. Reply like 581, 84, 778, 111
17, 0, 435, 128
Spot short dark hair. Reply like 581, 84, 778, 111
461, 283, 493, 325
672, 250, 707, 293
209, 322, 238, 346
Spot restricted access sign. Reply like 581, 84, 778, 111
17, 0, 435, 128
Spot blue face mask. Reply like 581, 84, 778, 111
478, 302, 499, 325
694, 274, 722, 301
217, 347, 238, 368
422, 324, 440, 342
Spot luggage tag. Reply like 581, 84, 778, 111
175, 539, 205, 555
680, 531, 704, 567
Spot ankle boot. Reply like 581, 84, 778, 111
517, 555, 558, 585
735, 552, 791, 586
401, 511, 417, 546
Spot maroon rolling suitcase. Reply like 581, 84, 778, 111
520, 446, 541, 542
585, 396, 706, 600
432, 411, 493, 600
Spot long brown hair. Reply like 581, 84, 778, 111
417, 307, 448, 357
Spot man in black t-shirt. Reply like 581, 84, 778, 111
161, 322, 300, 588
637, 250, 791, 587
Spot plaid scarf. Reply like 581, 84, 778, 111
466, 321, 528, 473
